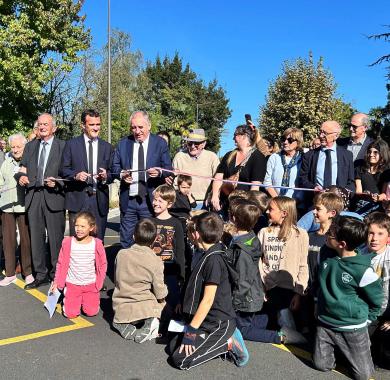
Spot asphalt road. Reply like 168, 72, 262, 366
0, 215, 388, 380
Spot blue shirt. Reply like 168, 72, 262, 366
316, 144, 338, 187
263, 152, 303, 200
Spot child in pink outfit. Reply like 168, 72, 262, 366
50, 211, 107, 319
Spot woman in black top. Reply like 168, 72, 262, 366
353, 139, 390, 216
210, 124, 267, 215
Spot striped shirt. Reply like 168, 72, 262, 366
66, 238, 96, 285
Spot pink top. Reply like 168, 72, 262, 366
54, 236, 107, 291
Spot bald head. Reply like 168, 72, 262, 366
319, 120, 341, 148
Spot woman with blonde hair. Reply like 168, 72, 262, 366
258, 196, 309, 331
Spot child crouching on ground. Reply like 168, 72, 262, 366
169, 212, 249, 369
50, 211, 107, 319
314, 216, 383, 380
112, 219, 168, 343
229, 198, 305, 345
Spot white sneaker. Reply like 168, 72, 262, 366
0, 276, 17, 287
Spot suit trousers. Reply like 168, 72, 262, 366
2, 212, 32, 277
120, 196, 152, 248
68, 193, 107, 241
28, 190, 65, 280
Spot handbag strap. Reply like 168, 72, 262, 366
236, 147, 256, 173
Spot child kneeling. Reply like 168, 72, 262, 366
169, 212, 249, 370
50, 212, 107, 319
112, 219, 168, 343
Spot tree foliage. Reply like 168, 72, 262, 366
259, 54, 354, 144
74, 29, 143, 143
0, 0, 90, 136
134, 53, 231, 153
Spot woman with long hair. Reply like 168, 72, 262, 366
353, 138, 390, 216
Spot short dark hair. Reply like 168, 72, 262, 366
329, 216, 368, 251
74, 211, 97, 236
177, 174, 192, 186
365, 212, 390, 234
195, 212, 224, 244
133, 218, 157, 246
229, 198, 260, 231
157, 130, 171, 145
81, 109, 100, 124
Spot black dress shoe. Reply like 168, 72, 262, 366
24, 277, 50, 290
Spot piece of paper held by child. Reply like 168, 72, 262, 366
168, 320, 186, 332
44, 289, 61, 318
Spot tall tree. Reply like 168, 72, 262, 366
259, 54, 354, 143
74, 29, 143, 143
134, 53, 231, 153
0, 0, 90, 135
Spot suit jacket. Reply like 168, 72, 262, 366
299, 145, 355, 192
111, 134, 172, 212
60, 135, 113, 216
15, 137, 66, 211
337, 135, 374, 168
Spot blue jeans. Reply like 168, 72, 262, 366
236, 311, 281, 344
120, 196, 152, 248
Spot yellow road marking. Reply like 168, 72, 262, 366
0, 278, 93, 347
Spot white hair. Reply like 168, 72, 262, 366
8, 133, 27, 145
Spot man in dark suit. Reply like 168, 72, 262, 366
337, 113, 373, 168
299, 121, 355, 201
16, 113, 66, 289
112, 110, 172, 248
60, 109, 113, 241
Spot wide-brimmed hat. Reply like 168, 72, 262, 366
183, 129, 207, 142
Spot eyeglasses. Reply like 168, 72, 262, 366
368, 149, 380, 155
280, 137, 297, 144
319, 130, 337, 136
187, 141, 203, 147
348, 124, 363, 131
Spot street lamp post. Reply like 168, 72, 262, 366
107, 0, 111, 143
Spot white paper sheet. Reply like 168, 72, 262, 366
44, 289, 61, 318
168, 319, 186, 332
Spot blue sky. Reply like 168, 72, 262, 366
82, 0, 389, 154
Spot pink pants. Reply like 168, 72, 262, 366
63, 282, 100, 319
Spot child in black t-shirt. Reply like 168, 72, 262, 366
151, 185, 185, 310
169, 212, 249, 370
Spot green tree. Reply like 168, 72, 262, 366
0, 0, 90, 136
134, 53, 231, 153
74, 29, 143, 143
259, 54, 354, 144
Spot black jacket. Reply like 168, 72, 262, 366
227, 231, 264, 313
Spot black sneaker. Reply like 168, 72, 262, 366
113, 322, 137, 340
134, 317, 160, 343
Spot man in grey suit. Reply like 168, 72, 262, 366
337, 113, 373, 168
16, 113, 66, 289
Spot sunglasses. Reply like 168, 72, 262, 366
348, 124, 363, 131
187, 141, 203, 147
280, 137, 297, 144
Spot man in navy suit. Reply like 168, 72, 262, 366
112, 110, 172, 248
299, 120, 355, 205
16, 113, 66, 289
60, 109, 113, 240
